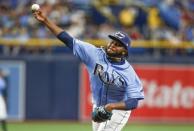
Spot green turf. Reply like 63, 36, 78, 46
5, 122, 194, 131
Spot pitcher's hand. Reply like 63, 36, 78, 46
33, 10, 47, 23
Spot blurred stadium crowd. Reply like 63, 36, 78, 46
0, 0, 193, 55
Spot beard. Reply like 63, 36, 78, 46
105, 48, 125, 58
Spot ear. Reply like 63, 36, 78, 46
122, 51, 126, 55
122, 51, 128, 57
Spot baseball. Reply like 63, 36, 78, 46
31, 4, 40, 11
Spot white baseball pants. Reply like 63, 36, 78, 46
92, 109, 131, 131
0, 95, 7, 120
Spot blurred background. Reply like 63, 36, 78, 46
0, 0, 194, 131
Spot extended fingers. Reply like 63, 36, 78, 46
33, 10, 41, 18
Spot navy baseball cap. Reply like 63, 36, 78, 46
108, 31, 131, 56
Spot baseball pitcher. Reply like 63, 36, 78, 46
32, 8, 144, 131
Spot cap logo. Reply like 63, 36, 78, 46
114, 32, 125, 39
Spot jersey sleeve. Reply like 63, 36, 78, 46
73, 39, 97, 65
126, 75, 144, 100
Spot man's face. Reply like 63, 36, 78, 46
106, 40, 128, 57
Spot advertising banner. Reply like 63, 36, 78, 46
79, 64, 194, 122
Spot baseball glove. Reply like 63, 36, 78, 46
92, 106, 113, 123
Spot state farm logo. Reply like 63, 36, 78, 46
139, 80, 194, 109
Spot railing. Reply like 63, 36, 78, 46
0, 39, 194, 49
